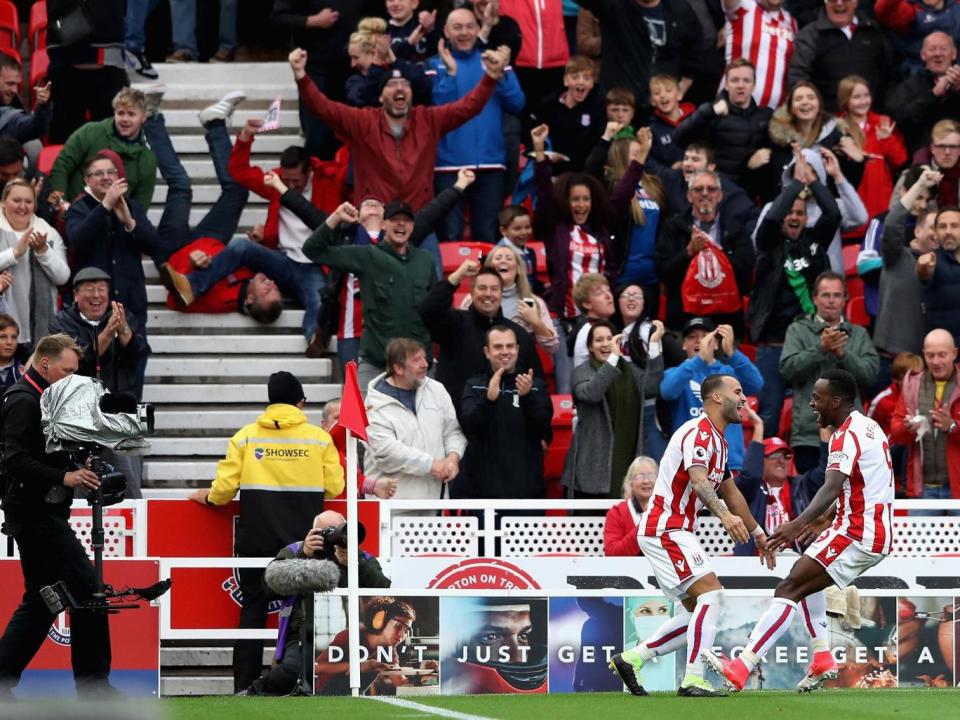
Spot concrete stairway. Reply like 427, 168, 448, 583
134, 62, 338, 694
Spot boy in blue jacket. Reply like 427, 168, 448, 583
661, 317, 763, 471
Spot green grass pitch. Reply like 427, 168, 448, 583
162, 689, 957, 720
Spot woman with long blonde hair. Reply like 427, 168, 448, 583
459, 245, 558, 352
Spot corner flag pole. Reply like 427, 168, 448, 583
338, 362, 369, 696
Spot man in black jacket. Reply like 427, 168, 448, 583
787, 0, 891, 112
573, 0, 702, 111
748, 153, 841, 437
672, 59, 773, 191
459, 326, 553, 498
419, 264, 543, 419
0, 334, 114, 699
887, 31, 960, 154
654, 169, 755, 335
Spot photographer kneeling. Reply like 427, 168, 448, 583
241, 510, 390, 696
0, 334, 117, 699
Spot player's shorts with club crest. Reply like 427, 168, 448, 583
637, 530, 715, 601
805, 529, 886, 588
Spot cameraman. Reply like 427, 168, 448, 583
0, 334, 116, 699
240, 511, 390, 696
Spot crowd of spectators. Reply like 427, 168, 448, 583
2, 0, 960, 573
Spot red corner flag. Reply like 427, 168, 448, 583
338, 360, 369, 441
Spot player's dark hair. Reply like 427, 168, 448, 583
279, 145, 310, 173
821, 368, 858, 405
700, 373, 732, 400
0, 138, 23, 166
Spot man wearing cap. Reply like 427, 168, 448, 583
189, 371, 344, 693
288, 44, 509, 212
49, 268, 152, 497
660, 316, 763, 472
735, 403, 828, 557
428, 9, 525, 243
305, 200, 439, 390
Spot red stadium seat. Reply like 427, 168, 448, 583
439, 241, 493, 275
29, 48, 49, 89
543, 395, 574, 482
0, 1, 19, 50
526, 240, 549, 285
846, 295, 870, 327
536, 343, 555, 394
779, 396, 793, 443
739, 343, 757, 361
842, 243, 859, 277
36, 144, 62, 176
29, 1, 46, 51
0, 46, 19, 65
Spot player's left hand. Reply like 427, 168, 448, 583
767, 518, 801, 550
754, 533, 777, 570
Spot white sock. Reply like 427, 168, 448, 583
744, 597, 798, 670
685, 590, 722, 678
800, 591, 830, 654
626, 608, 691, 662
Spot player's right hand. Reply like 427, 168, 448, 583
721, 512, 750, 544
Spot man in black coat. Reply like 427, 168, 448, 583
672, 59, 773, 193
63, 154, 163, 333
573, 0, 703, 110
459, 325, 553, 499
787, 1, 892, 112
49, 268, 151, 398
418, 264, 543, 419
887, 31, 960, 154
0, 334, 114, 699
654, 169, 755, 335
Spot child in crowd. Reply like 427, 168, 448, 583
605, 87, 637, 140
0, 312, 22, 388
648, 74, 695, 168
867, 351, 924, 436
496, 205, 539, 292
386, 0, 439, 62
533, 55, 604, 175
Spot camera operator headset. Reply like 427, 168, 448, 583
0, 333, 115, 699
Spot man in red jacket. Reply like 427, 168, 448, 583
890, 328, 960, 514
288, 45, 507, 212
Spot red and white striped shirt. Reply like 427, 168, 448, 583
640, 415, 729, 537
724, 0, 797, 109
338, 232, 379, 340
827, 411, 895, 555
565, 225, 604, 318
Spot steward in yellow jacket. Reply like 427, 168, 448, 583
191, 373, 344, 557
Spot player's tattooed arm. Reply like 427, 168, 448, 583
690, 466, 749, 543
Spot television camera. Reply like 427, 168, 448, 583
36, 375, 170, 614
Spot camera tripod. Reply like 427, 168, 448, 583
40, 449, 171, 615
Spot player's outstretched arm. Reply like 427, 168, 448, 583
769, 470, 846, 550
721, 477, 776, 568
690, 466, 749, 543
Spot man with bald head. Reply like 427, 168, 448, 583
887, 31, 960, 153
891, 328, 960, 513
427, 8, 524, 242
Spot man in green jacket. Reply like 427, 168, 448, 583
48, 88, 157, 208
779, 271, 879, 472
304, 200, 438, 391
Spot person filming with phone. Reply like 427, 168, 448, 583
779, 271, 878, 472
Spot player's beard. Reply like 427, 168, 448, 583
722, 397, 742, 424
